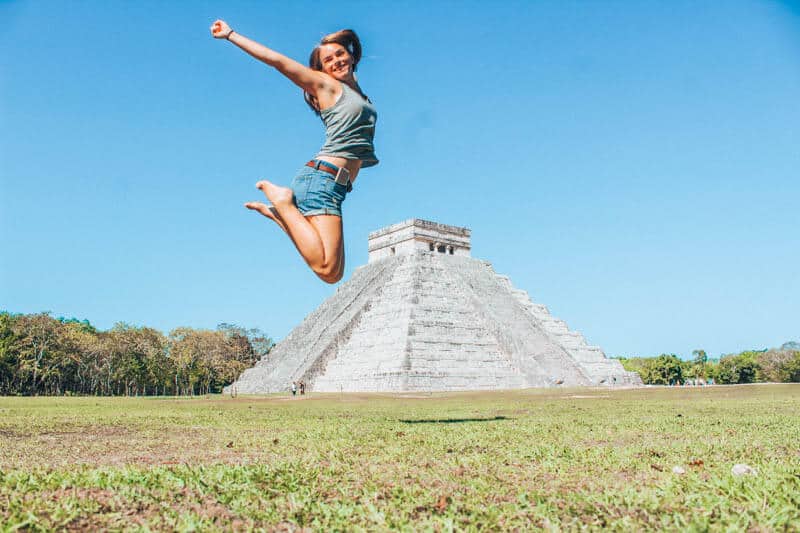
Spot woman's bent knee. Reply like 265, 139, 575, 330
311, 261, 343, 284
316, 270, 343, 284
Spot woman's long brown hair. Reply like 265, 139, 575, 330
304, 29, 365, 115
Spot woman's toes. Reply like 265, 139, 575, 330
244, 201, 271, 215
245, 201, 265, 210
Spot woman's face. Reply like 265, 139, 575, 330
319, 43, 354, 81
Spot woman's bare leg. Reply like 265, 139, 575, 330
307, 215, 345, 283
255, 180, 345, 283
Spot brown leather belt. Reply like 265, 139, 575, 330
305, 159, 353, 192
305, 159, 339, 176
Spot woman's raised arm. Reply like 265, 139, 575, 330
210, 20, 330, 96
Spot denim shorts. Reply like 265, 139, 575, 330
290, 165, 348, 217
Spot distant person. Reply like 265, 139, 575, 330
210, 20, 379, 283
291, 381, 297, 396
299, 381, 306, 395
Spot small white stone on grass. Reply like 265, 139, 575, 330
672, 466, 686, 475
731, 463, 757, 476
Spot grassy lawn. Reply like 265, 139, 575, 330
1, 385, 798, 531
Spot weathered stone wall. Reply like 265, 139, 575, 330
313, 253, 527, 391
368, 219, 471, 263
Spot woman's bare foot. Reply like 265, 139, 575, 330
256, 180, 293, 207
244, 201, 287, 232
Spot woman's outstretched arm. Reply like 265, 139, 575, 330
210, 19, 331, 97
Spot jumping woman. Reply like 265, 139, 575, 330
210, 20, 378, 284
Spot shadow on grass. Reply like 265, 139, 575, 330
399, 416, 511, 424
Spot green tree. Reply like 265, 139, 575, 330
717, 352, 761, 384
64, 323, 104, 394
169, 328, 220, 395
755, 349, 792, 382
216, 323, 272, 386
776, 351, 800, 382
0, 313, 21, 394
616, 356, 645, 375
692, 349, 708, 365
641, 354, 684, 385
0, 312, 272, 395
10, 313, 78, 394
103, 324, 168, 395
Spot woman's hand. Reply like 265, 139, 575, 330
210, 20, 233, 39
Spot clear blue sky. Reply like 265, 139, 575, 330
1, 1, 798, 358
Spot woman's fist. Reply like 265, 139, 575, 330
210, 20, 232, 39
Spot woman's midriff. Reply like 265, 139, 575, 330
316, 155, 362, 183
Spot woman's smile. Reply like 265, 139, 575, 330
320, 43, 353, 80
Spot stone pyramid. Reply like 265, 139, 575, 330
228, 219, 641, 393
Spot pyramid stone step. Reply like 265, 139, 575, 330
511, 289, 531, 306
538, 318, 569, 333
568, 346, 606, 362
494, 275, 513, 291
550, 334, 581, 346
528, 303, 550, 316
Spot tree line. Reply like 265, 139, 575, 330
0, 312, 273, 396
617, 346, 800, 385
2, 310, 797, 395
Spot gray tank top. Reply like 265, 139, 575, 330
316, 83, 379, 168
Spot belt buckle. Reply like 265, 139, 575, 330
335, 166, 350, 187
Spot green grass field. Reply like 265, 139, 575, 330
1, 385, 798, 531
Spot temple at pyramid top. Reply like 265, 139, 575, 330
368, 219, 471, 262
227, 219, 642, 393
